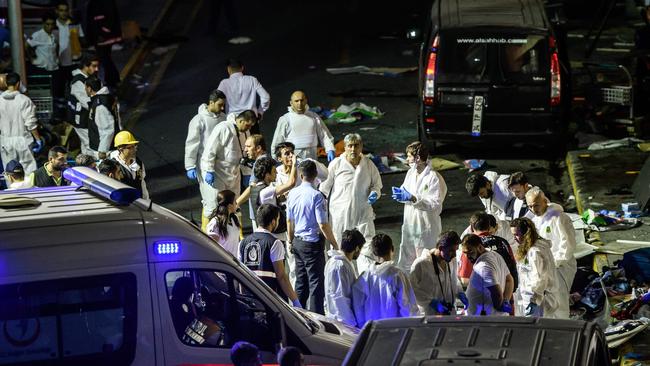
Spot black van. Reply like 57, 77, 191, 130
343, 316, 610, 366
418, 0, 571, 146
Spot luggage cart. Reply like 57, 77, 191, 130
26, 73, 54, 123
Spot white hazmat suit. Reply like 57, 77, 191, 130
324, 250, 358, 327
352, 261, 418, 327
271, 107, 335, 160
185, 103, 226, 216
531, 203, 577, 319
480, 171, 513, 221
0, 90, 38, 175
396, 163, 447, 272
320, 155, 382, 274
514, 238, 561, 318
200, 113, 249, 195
410, 251, 463, 315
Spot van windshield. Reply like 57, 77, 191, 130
437, 32, 548, 83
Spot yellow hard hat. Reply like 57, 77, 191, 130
114, 130, 139, 147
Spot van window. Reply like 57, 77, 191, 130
0, 273, 137, 366
166, 270, 276, 351
438, 32, 547, 83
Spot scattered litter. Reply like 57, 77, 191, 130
227, 36, 253, 45
463, 159, 485, 172
430, 158, 461, 171
581, 209, 642, 231
329, 102, 383, 124
588, 137, 644, 150
607, 318, 649, 348
575, 242, 599, 259
326, 65, 417, 76
151, 44, 178, 56
359, 127, 377, 131
309, 106, 334, 119
638, 142, 650, 152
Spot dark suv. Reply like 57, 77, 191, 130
418, 0, 571, 147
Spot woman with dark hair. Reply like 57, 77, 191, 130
206, 190, 241, 256
510, 217, 560, 318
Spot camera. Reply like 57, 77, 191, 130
239, 157, 255, 168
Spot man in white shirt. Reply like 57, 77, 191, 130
27, 13, 59, 72
526, 187, 577, 319
271, 90, 336, 161
465, 171, 513, 220
217, 59, 270, 129
505, 171, 534, 220
463, 234, 514, 316
55, 1, 84, 69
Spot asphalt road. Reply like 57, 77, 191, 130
126, 0, 575, 241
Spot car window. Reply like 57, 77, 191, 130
499, 35, 547, 82
165, 270, 276, 351
0, 273, 137, 366
438, 36, 488, 83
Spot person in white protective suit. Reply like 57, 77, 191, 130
200, 110, 256, 197
526, 187, 576, 319
509, 217, 561, 318
319, 133, 382, 274
184, 89, 227, 230
0, 72, 43, 176
352, 233, 418, 327
465, 171, 513, 220
391, 141, 447, 272
324, 229, 365, 327
410, 231, 468, 315
271, 90, 336, 162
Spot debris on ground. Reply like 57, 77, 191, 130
325, 65, 417, 76
328, 102, 384, 123
463, 159, 486, 171
587, 137, 644, 150
581, 209, 643, 231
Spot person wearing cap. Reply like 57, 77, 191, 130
409, 231, 468, 315
28, 146, 71, 187
0, 72, 43, 176
108, 130, 148, 199
3, 160, 32, 190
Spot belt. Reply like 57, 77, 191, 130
296, 235, 319, 243
254, 270, 276, 278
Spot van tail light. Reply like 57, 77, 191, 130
424, 35, 439, 106
550, 37, 561, 107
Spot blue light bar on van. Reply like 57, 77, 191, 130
63, 167, 141, 205
155, 241, 181, 255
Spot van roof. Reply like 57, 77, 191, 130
433, 0, 549, 30
0, 186, 143, 230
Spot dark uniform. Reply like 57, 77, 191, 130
239, 231, 281, 296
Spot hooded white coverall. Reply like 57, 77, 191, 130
185, 104, 226, 216
514, 238, 561, 318
352, 261, 418, 327
271, 107, 335, 160
480, 171, 513, 221
410, 251, 463, 315
319, 155, 382, 274
396, 164, 447, 272
200, 113, 249, 195
0, 90, 38, 175
324, 250, 358, 327
531, 203, 577, 319
90, 87, 117, 157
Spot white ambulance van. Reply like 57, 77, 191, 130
0, 167, 355, 366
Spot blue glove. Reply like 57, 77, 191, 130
458, 292, 469, 309
391, 187, 413, 202
430, 299, 449, 314
499, 300, 512, 313
291, 299, 303, 308
186, 168, 197, 181
525, 302, 538, 316
368, 191, 379, 205
327, 150, 336, 162
204, 171, 215, 185
32, 138, 44, 153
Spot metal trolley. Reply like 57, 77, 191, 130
26, 73, 54, 123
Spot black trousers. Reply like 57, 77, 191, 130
292, 236, 325, 314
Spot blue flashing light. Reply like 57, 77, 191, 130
155, 241, 181, 255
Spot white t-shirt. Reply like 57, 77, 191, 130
27, 29, 58, 71
206, 218, 240, 257
467, 250, 509, 316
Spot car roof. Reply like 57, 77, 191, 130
433, 0, 549, 30
345, 316, 596, 366
0, 185, 143, 230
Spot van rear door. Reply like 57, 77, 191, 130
433, 30, 551, 135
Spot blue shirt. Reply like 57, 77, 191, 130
287, 181, 328, 242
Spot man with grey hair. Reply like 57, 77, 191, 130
320, 133, 382, 274
526, 187, 576, 319
271, 90, 336, 161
